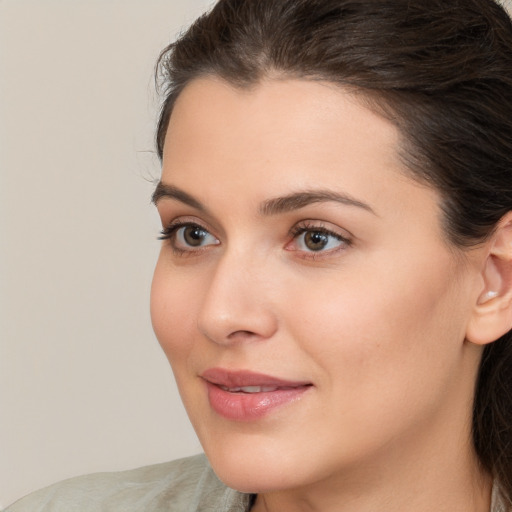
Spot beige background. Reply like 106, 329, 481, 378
0, 0, 213, 507
1, 0, 511, 508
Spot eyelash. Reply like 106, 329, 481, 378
158, 221, 215, 256
158, 220, 352, 258
159, 221, 193, 240
288, 222, 352, 258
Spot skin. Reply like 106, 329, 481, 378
151, 77, 493, 512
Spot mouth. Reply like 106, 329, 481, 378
200, 368, 312, 421
218, 385, 297, 393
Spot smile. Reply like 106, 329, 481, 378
201, 368, 312, 421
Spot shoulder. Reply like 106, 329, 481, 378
492, 482, 512, 512
4, 454, 252, 512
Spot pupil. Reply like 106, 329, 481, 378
184, 226, 205, 246
305, 231, 328, 251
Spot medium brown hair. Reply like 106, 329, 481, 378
155, 0, 512, 499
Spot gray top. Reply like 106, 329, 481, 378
3, 455, 253, 512
4, 454, 511, 512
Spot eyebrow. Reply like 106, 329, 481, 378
152, 182, 207, 213
152, 181, 375, 216
260, 190, 376, 216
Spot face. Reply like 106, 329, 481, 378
151, 78, 483, 493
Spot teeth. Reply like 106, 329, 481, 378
220, 385, 279, 393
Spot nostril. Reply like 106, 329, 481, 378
227, 330, 259, 340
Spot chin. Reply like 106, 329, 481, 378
202, 438, 319, 494
209, 456, 292, 494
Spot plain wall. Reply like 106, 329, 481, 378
0, 0, 213, 507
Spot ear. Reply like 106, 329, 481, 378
466, 212, 512, 345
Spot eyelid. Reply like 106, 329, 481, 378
159, 217, 220, 255
156, 202, 224, 238
159, 215, 213, 238
289, 220, 353, 241
286, 220, 353, 258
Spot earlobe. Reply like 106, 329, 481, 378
466, 213, 512, 345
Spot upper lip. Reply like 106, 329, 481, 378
201, 368, 312, 388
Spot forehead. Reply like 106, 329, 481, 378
166, 76, 398, 143
161, 77, 442, 230
164, 78, 401, 179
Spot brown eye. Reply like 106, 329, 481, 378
165, 223, 219, 251
290, 226, 349, 255
304, 231, 329, 251
183, 225, 209, 247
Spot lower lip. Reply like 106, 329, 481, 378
205, 381, 310, 421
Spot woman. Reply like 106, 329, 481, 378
5, 0, 512, 511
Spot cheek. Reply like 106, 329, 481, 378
150, 257, 198, 364
286, 251, 466, 414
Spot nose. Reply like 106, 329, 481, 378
197, 250, 278, 345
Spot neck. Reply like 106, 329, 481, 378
252, 415, 492, 512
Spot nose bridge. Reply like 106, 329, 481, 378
197, 244, 277, 344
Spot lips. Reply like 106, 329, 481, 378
218, 385, 285, 393
201, 368, 312, 421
